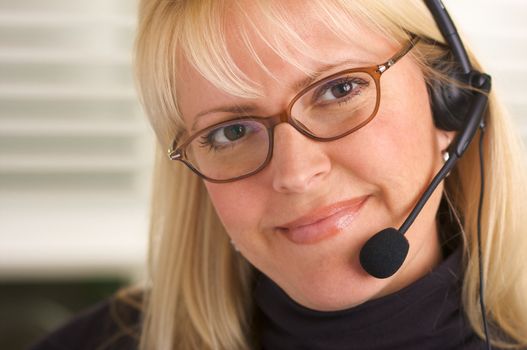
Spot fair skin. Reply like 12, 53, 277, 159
177, 7, 453, 311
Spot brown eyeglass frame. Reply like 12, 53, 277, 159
168, 37, 420, 183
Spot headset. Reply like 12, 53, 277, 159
358, 0, 492, 348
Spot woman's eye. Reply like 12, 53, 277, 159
198, 121, 259, 151
325, 82, 353, 99
316, 78, 368, 103
213, 124, 246, 143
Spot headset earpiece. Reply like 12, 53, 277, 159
428, 52, 473, 131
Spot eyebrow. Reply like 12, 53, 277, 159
191, 57, 372, 131
292, 57, 372, 91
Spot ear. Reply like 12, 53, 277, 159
434, 128, 456, 153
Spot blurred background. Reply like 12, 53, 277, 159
0, 0, 525, 349
0, 0, 151, 348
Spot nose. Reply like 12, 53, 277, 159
270, 123, 331, 193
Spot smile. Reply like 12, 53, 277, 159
277, 196, 369, 244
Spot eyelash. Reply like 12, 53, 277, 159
198, 123, 252, 152
198, 132, 232, 151
313, 77, 368, 105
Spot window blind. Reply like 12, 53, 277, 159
0, 0, 151, 279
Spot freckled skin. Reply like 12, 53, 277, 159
176, 5, 454, 311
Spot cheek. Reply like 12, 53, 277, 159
205, 182, 267, 238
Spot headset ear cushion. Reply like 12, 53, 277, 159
429, 57, 473, 132
429, 79, 471, 131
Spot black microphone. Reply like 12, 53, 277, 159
359, 73, 491, 279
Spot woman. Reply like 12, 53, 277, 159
31, 0, 527, 349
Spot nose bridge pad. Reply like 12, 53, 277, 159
292, 119, 315, 136
279, 110, 289, 123
278, 109, 316, 138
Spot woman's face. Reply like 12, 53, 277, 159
177, 6, 453, 311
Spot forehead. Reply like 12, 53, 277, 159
175, 1, 396, 130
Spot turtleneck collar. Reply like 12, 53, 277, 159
254, 248, 489, 349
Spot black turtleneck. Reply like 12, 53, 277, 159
254, 248, 494, 350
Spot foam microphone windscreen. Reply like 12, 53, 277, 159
359, 228, 409, 279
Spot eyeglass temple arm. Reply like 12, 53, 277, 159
377, 36, 421, 74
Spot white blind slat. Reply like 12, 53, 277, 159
0, 0, 151, 279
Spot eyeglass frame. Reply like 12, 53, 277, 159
168, 36, 420, 183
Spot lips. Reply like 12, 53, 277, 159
277, 196, 369, 244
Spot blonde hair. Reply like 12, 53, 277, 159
134, 1, 527, 349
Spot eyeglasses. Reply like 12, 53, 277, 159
168, 37, 420, 183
